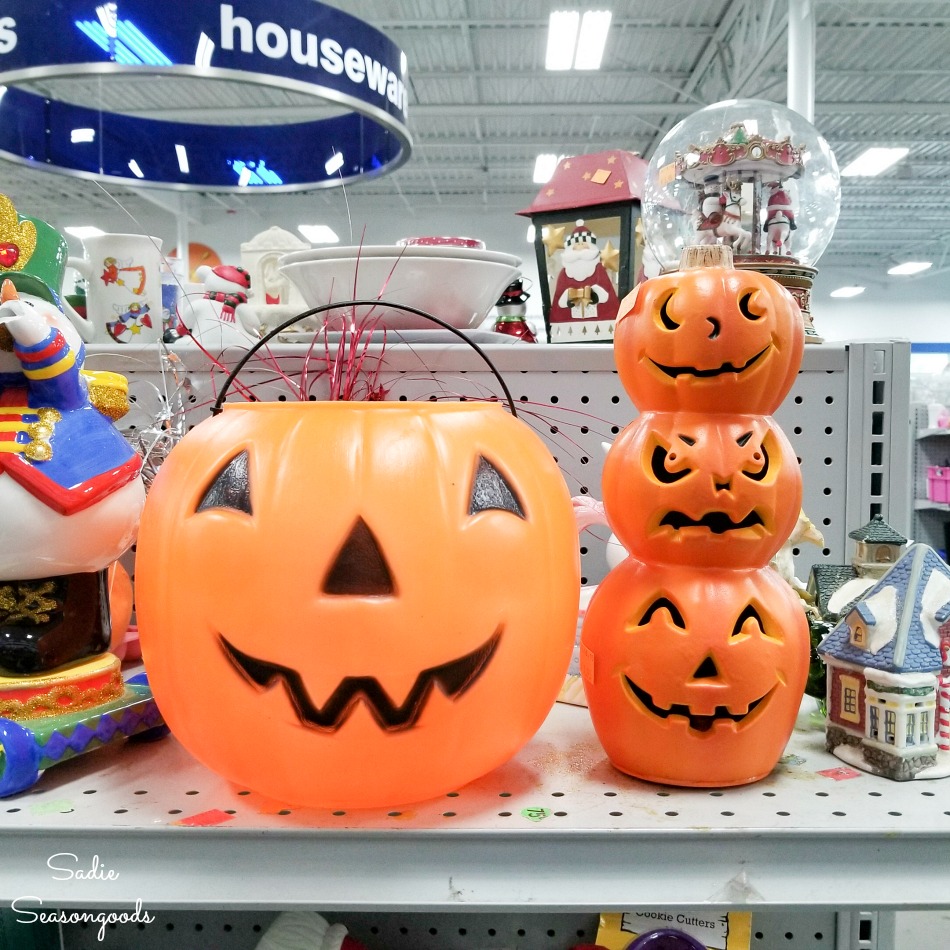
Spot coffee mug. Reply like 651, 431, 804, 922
68, 233, 163, 344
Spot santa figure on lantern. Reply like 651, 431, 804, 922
551, 221, 620, 325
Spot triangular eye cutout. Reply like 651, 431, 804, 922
468, 456, 525, 519
196, 450, 251, 514
323, 518, 395, 596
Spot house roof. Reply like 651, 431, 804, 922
809, 563, 859, 616
818, 543, 947, 674
847, 513, 908, 545
516, 149, 647, 217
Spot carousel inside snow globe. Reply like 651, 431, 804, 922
641, 98, 841, 341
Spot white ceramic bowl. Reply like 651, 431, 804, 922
280, 244, 520, 265
278, 247, 522, 331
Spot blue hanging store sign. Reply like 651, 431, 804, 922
0, 0, 411, 190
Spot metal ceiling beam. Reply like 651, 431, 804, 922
115, 100, 950, 125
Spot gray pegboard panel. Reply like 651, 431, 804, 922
750, 910, 838, 949
51, 909, 881, 949
57, 910, 277, 949
85, 338, 910, 588
52, 910, 609, 949
54, 909, 851, 949
841, 341, 912, 541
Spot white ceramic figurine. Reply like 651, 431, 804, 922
179, 262, 261, 350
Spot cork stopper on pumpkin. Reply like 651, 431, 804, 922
679, 244, 734, 271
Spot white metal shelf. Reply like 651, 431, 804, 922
1, 702, 948, 913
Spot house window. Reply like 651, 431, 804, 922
885, 709, 896, 744
869, 705, 879, 739
874, 544, 894, 564
906, 713, 916, 746
850, 624, 867, 648
920, 710, 932, 743
839, 675, 862, 723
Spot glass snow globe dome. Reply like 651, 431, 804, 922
642, 99, 841, 273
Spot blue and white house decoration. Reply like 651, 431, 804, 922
819, 542, 950, 781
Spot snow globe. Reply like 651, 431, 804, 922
641, 98, 840, 341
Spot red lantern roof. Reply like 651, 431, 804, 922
517, 149, 647, 216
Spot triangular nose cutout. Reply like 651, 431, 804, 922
323, 518, 395, 596
692, 655, 719, 679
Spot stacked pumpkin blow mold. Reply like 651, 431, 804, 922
580, 245, 810, 787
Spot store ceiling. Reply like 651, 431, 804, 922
2, 0, 949, 294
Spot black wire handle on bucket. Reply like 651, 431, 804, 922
210, 299, 518, 418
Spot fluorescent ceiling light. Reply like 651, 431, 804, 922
526, 224, 536, 243
573, 11, 611, 69
830, 286, 865, 298
127, 159, 144, 178
325, 152, 345, 175
71, 128, 95, 144
840, 147, 908, 177
533, 153, 564, 183
888, 261, 932, 276
545, 11, 580, 70
546, 10, 610, 70
175, 144, 190, 174
64, 226, 106, 239
298, 225, 340, 244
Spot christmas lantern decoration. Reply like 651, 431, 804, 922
516, 149, 647, 343
582, 244, 808, 786
136, 399, 580, 808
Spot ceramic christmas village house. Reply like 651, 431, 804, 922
808, 514, 908, 619
517, 149, 647, 343
818, 539, 950, 781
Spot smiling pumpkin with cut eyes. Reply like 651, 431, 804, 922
613, 259, 804, 414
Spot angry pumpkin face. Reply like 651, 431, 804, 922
613, 262, 804, 415
136, 402, 580, 808
603, 411, 802, 568
580, 557, 809, 787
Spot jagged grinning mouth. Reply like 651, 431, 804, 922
650, 344, 770, 379
221, 628, 502, 733
625, 677, 773, 733
658, 510, 765, 534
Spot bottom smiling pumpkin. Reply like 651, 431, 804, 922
580, 557, 808, 787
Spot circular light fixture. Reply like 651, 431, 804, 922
0, 0, 412, 192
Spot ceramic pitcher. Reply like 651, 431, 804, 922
68, 233, 163, 344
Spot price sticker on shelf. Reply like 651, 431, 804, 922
520, 806, 552, 823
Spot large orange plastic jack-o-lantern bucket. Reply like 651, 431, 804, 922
136, 302, 581, 808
